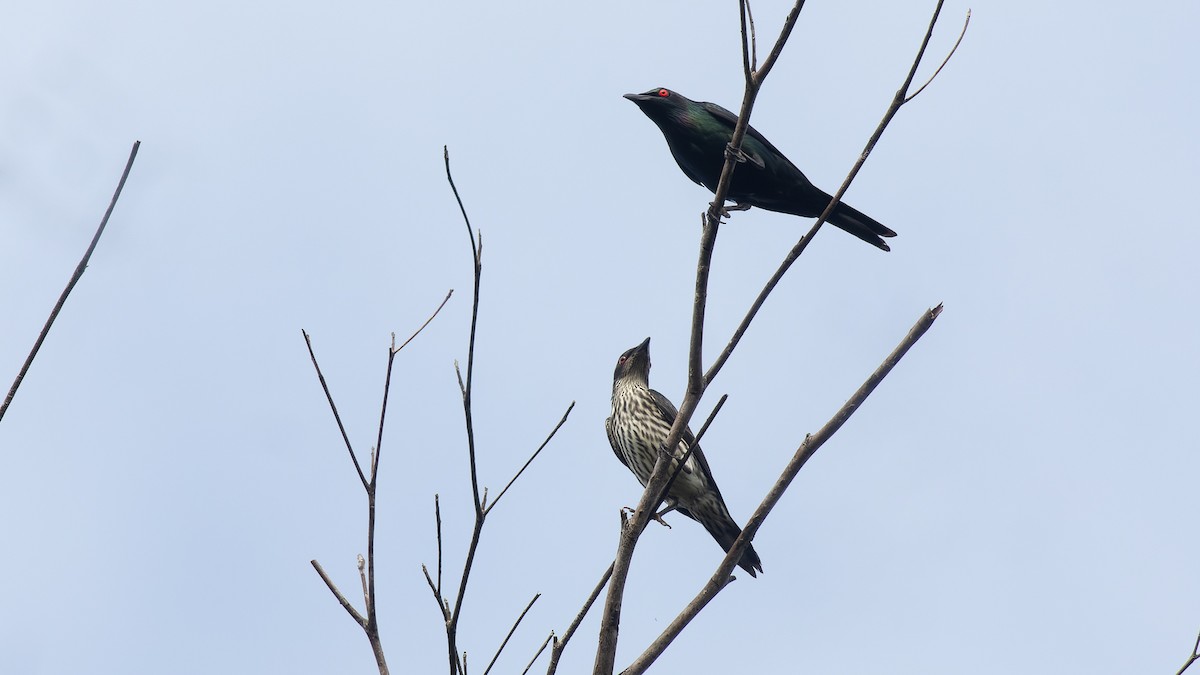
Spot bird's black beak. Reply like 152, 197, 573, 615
624, 93, 651, 103
635, 336, 651, 354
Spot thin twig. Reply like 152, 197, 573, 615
738, 0, 753, 81
396, 289, 454, 354
421, 564, 448, 619
1177, 628, 1200, 675
358, 553, 369, 612
310, 299, 448, 675
436, 494, 444, 596
2, 140, 140, 423
622, 304, 944, 674
303, 330, 368, 489
485, 401, 576, 516
483, 594, 541, 675
548, 562, 615, 675
445, 147, 484, 515
523, 632, 555, 675
310, 560, 367, 627
704, 0, 966, 389
907, 9, 970, 102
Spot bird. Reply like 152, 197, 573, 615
624, 87, 896, 251
605, 337, 763, 577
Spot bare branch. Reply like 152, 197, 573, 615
436, 494, 444, 596
421, 564, 449, 620
310, 299, 449, 674
751, 0, 804, 87
746, 1, 757, 71
738, 0, 753, 80
2, 141, 140, 423
445, 145, 479, 267
311, 559, 367, 628
358, 554, 369, 612
594, 5, 808, 672
907, 8, 970, 102
486, 401, 576, 516
303, 330, 368, 489
1177, 627, 1200, 675
395, 289, 454, 354
483, 593, 541, 675
704, 0, 964, 388
523, 632, 554, 675
548, 562, 614, 674
623, 304, 944, 674
445, 147, 484, 515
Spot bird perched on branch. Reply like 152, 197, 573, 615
605, 337, 763, 577
625, 87, 896, 251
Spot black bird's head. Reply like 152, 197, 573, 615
613, 337, 652, 385
623, 88, 692, 124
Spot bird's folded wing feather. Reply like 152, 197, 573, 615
604, 416, 631, 471
648, 388, 720, 484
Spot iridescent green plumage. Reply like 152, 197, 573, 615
625, 87, 896, 251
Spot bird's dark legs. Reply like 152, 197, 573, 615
621, 505, 675, 529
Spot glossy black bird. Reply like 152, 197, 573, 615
605, 337, 763, 577
625, 87, 896, 251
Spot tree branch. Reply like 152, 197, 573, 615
486, 401, 576, 516
547, 562, 615, 674
593, 4, 807, 672
622, 304, 943, 674
483, 593, 541, 675
308, 293, 451, 675
1177, 628, 1200, 675
2, 140, 140, 423
523, 632, 555, 675
439, 146, 569, 675
704, 0, 967, 389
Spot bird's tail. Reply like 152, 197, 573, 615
827, 200, 897, 252
683, 500, 764, 578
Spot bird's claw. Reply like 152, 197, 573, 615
651, 509, 672, 529
724, 143, 751, 164
620, 506, 672, 529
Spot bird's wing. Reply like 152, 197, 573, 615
605, 416, 631, 471
647, 388, 720, 485
699, 100, 802, 172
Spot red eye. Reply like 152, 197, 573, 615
657, 88, 669, 97
618, 355, 627, 364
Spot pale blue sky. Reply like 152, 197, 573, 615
2, 1, 1198, 673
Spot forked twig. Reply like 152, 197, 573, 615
1177, 628, 1200, 675
704, 0, 967, 389
907, 8, 971, 102
486, 402, 577, 516
436, 147, 572, 675
622, 305, 943, 674
307, 293, 452, 675
596, 1, 965, 672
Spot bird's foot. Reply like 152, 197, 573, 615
724, 143, 751, 164
712, 201, 750, 222
652, 507, 674, 529
620, 506, 673, 528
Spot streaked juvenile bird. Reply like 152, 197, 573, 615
605, 337, 763, 577
625, 87, 896, 251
